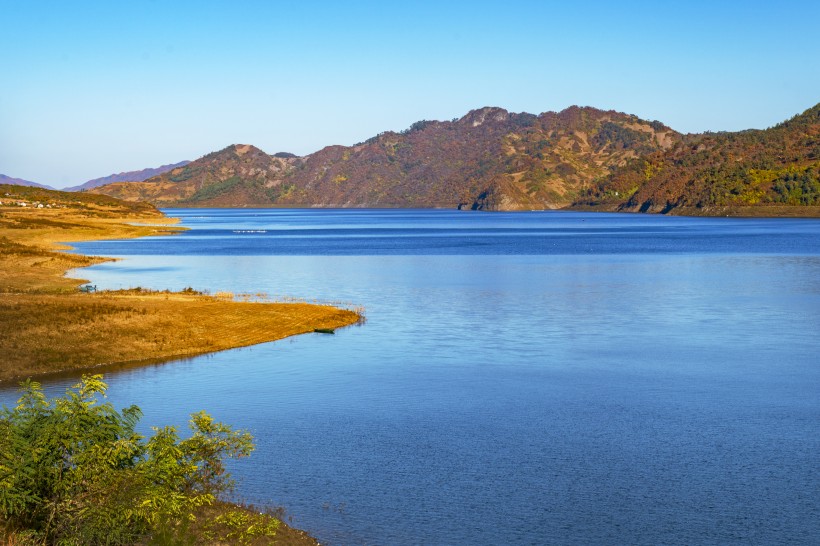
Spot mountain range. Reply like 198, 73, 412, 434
9, 103, 819, 215
91, 103, 820, 215
0, 174, 54, 190
0, 162, 189, 193
92, 106, 681, 210
63, 161, 191, 191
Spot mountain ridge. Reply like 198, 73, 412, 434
576, 103, 820, 214
90, 103, 820, 215
65, 161, 191, 191
95, 105, 679, 210
0, 174, 55, 190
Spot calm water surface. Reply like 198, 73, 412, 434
3, 209, 819, 545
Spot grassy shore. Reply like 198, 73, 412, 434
0, 184, 358, 383
1, 185, 361, 543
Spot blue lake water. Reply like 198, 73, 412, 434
2, 209, 819, 545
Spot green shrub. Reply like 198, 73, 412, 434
0, 375, 273, 545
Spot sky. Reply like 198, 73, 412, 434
2, 0, 819, 188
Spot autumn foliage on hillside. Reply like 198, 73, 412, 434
577, 103, 820, 214
93, 106, 678, 210
90, 102, 820, 215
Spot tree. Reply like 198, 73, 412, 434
0, 375, 276, 545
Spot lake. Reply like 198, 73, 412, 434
2, 209, 819, 545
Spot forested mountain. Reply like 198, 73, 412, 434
93, 106, 678, 209
576, 103, 820, 215
91, 103, 820, 215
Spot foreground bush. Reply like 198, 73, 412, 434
0, 375, 278, 545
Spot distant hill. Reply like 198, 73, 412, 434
0, 183, 159, 215
575, 103, 820, 215
65, 161, 190, 191
93, 106, 679, 210
94, 145, 294, 207
0, 174, 54, 190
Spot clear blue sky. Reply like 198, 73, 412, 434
2, 0, 818, 187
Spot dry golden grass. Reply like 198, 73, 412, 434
0, 186, 359, 383
0, 292, 357, 382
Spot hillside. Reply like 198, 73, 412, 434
93, 106, 679, 210
0, 183, 158, 216
94, 145, 295, 207
90, 102, 820, 215
575, 103, 820, 215
0, 174, 54, 190
65, 160, 191, 191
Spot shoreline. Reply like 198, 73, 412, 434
103, 197, 820, 217
1, 185, 357, 544
0, 185, 360, 383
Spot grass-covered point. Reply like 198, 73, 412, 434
0, 184, 359, 381
0, 375, 279, 545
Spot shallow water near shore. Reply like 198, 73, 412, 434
3, 209, 819, 545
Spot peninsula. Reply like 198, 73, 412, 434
0, 184, 359, 383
